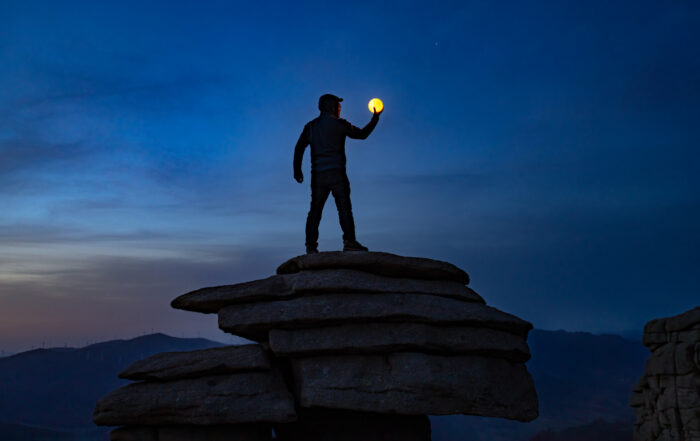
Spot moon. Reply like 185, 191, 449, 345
368, 98, 384, 113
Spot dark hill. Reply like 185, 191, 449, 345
0, 423, 75, 441
527, 330, 647, 424
529, 419, 633, 441
0, 333, 222, 429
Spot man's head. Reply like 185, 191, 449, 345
318, 93, 342, 117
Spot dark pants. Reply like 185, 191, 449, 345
305, 168, 356, 248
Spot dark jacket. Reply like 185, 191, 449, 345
294, 111, 379, 174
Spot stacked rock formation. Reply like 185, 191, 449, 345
631, 307, 700, 441
93, 345, 296, 440
94, 251, 538, 441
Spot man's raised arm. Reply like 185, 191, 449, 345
346, 112, 380, 140
293, 124, 310, 183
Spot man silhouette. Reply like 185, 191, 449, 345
294, 93, 381, 254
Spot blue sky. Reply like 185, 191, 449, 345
1, 0, 698, 352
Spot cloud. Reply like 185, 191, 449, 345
1, 0, 698, 353
371, 171, 493, 188
0, 245, 288, 352
0, 57, 229, 117
0, 138, 90, 175
0, 222, 194, 246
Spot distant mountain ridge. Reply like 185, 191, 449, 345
0, 330, 647, 441
529, 419, 633, 441
0, 333, 222, 429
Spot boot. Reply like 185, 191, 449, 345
343, 239, 368, 252
306, 245, 319, 254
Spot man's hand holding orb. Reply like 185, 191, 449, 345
368, 98, 384, 115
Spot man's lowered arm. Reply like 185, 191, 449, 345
293, 124, 310, 183
346, 111, 380, 140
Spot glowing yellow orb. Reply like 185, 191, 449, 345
368, 98, 384, 113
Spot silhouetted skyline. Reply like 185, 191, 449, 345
1, 1, 698, 352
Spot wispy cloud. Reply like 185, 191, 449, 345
0, 139, 90, 175
0, 244, 287, 351
372, 171, 493, 188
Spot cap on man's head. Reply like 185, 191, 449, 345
318, 93, 343, 113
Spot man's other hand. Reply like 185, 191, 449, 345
294, 170, 304, 183
373, 106, 383, 116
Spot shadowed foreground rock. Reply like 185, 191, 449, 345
268, 323, 530, 361
274, 409, 431, 441
218, 293, 530, 342
172, 269, 481, 313
94, 345, 295, 437
96, 251, 539, 440
630, 306, 699, 441
111, 424, 272, 441
276, 251, 470, 283
292, 352, 537, 420
93, 372, 295, 426
118, 344, 271, 381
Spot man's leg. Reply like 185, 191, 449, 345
330, 170, 357, 242
305, 172, 331, 251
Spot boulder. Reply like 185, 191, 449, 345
93, 250, 544, 440
644, 307, 700, 335
172, 269, 480, 313
642, 327, 700, 350
119, 345, 271, 381
642, 306, 700, 351
631, 307, 700, 441
291, 352, 538, 421
277, 251, 470, 284
110, 424, 272, 441
218, 293, 532, 342
268, 323, 530, 362
93, 373, 296, 426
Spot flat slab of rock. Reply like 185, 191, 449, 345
274, 410, 430, 441
111, 424, 272, 441
277, 251, 470, 284
172, 269, 480, 313
269, 323, 530, 362
642, 306, 700, 348
93, 373, 296, 426
218, 293, 532, 342
291, 352, 538, 421
119, 345, 271, 381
